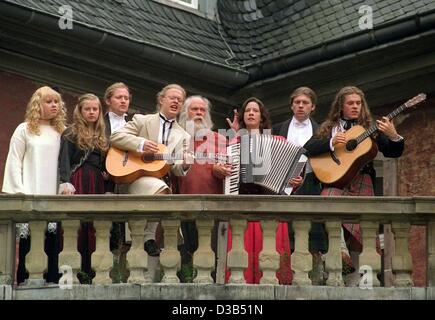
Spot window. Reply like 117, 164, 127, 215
171, 0, 198, 9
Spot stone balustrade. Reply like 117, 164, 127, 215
0, 194, 434, 292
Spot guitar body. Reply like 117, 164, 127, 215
106, 145, 171, 184
309, 125, 378, 188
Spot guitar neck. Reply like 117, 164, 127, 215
355, 103, 407, 144
145, 153, 225, 162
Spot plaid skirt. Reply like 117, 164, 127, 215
321, 172, 374, 252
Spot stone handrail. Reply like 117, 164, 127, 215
0, 194, 434, 287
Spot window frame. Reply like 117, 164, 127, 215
170, 0, 198, 9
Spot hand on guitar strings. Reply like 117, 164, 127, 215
332, 131, 347, 146
142, 139, 159, 154
376, 116, 400, 140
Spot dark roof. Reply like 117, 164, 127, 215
218, 0, 435, 66
2, 0, 238, 69
2, 0, 435, 85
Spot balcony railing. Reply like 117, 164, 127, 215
0, 194, 434, 300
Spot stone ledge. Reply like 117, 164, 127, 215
3, 284, 433, 300
11, 284, 141, 300
0, 285, 12, 300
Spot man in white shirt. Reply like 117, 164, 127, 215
104, 82, 132, 192
272, 86, 327, 284
273, 87, 321, 195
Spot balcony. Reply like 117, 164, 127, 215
0, 194, 434, 300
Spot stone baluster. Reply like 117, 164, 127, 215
429, 221, 435, 287
58, 220, 81, 284
0, 221, 15, 285
392, 222, 413, 287
227, 219, 248, 284
26, 221, 47, 285
193, 219, 215, 283
92, 221, 113, 284
259, 220, 279, 284
126, 219, 148, 284
160, 219, 181, 283
359, 221, 381, 287
291, 220, 312, 286
325, 221, 344, 286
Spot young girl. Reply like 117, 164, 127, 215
2, 86, 67, 284
58, 93, 109, 283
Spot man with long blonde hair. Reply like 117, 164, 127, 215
305, 85, 404, 285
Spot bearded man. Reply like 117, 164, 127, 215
173, 95, 232, 281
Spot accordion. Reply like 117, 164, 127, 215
224, 134, 307, 195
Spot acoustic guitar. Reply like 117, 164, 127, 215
310, 93, 426, 188
106, 145, 230, 184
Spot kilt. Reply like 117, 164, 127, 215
321, 172, 374, 252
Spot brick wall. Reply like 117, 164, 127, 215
397, 97, 435, 287
397, 101, 435, 196
0, 71, 78, 188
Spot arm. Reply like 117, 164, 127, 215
303, 136, 331, 157
110, 114, 151, 152
303, 130, 347, 157
2, 124, 26, 194
376, 133, 404, 158
376, 117, 404, 158
58, 135, 76, 194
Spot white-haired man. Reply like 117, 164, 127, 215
174, 95, 232, 281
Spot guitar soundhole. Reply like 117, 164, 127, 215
142, 155, 153, 162
346, 139, 357, 151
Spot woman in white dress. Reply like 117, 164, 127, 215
2, 86, 67, 284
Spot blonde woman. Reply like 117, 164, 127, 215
2, 86, 67, 284
58, 93, 109, 283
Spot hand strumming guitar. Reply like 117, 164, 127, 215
142, 139, 159, 154
332, 132, 347, 146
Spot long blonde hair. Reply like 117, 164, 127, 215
65, 94, 108, 151
25, 86, 66, 135
316, 86, 373, 138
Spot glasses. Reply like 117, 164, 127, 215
165, 95, 184, 103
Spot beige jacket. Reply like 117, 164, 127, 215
110, 113, 190, 176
